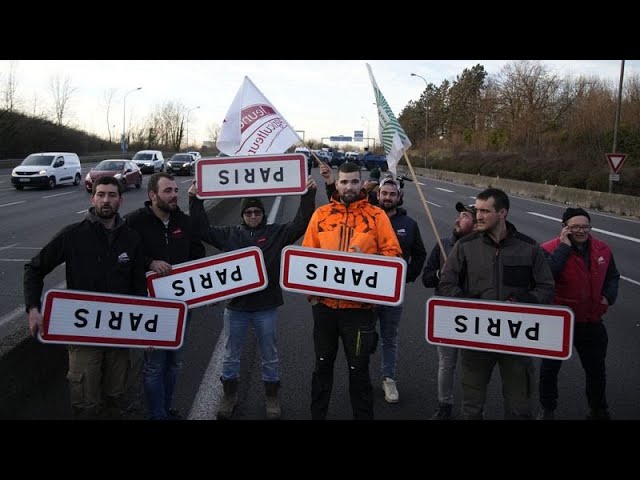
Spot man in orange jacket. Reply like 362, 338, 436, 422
302, 161, 402, 420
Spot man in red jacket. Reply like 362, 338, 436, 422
537, 207, 620, 420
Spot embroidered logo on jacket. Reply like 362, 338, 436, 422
117, 252, 130, 263
597, 256, 605, 265
396, 228, 407, 237
171, 228, 184, 239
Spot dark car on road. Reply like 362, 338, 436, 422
85, 159, 142, 192
167, 153, 196, 176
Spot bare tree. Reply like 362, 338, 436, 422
2, 60, 19, 112
102, 88, 118, 142
48, 73, 77, 125
206, 122, 221, 144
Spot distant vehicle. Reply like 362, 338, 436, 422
132, 150, 165, 173
362, 152, 388, 171
167, 153, 197, 176
85, 160, 142, 192
314, 150, 332, 163
187, 151, 201, 161
294, 147, 313, 174
11, 152, 81, 190
330, 151, 346, 168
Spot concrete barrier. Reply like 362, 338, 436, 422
416, 168, 640, 219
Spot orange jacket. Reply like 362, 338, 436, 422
302, 192, 402, 309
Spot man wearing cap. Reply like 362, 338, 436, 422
188, 177, 317, 420
422, 201, 477, 419
438, 188, 555, 420
537, 207, 620, 420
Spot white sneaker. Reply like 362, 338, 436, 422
382, 377, 399, 403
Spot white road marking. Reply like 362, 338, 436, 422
42, 191, 74, 199
188, 329, 225, 420
527, 212, 640, 243
0, 281, 66, 328
427, 201, 442, 207
436, 187, 454, 193
0, 258, 29, 261
77, 209, 88, 214
0, 201, 26, 208
0, 243, 19, 251
0, 187, 17, 191
621, 276, 640, 287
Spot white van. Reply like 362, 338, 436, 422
132, 150, 165, 174
11, 152, 82, 190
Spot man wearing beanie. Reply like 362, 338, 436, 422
537, 207, 620, 420
189, 177, 317, 420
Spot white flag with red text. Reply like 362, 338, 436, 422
216, 76, 302, 156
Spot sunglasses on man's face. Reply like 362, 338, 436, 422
243, 209, 263, 217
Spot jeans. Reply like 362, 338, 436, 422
376, 305, 402, 380
539, 322, 608, 412
221, 307, 279, 383
143, 311, 191, 420
310, 303, 377, 420
436, 346, 459, 405
460, 349, 534, 420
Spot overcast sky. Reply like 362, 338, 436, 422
3, 60, 636, 148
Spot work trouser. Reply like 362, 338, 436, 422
460, 349, 534, 420
539, 322, 608, 413
310, 303, 377, 420
66, 345, 130, 419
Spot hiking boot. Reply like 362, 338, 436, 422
382, 377, 399, 403
430, 403, 453, 420
536, 408, 555, 420
264, 381, 281, 420
217, 378, 239, 420
586, 408, 611, 420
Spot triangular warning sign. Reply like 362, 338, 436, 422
606, 153, 627, 174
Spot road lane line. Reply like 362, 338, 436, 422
0, 187, 16, 191
0, 258, 29, 261
436, 187, 454, 192
0, 243, 19, 251
621, 276, 640, 287
77, 209, 88, 214
42, 191, 75, 199
0, 201, 26, 208
188, 327, 225, 420
527, 212, 640, 243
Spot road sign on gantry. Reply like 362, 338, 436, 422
426, 296, 574, 360
606, 153, 627, 174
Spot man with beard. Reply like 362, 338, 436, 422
125, 172, 205, 420
422, 202, 477, 419
438, 188, 555, 420
303, 161, 402, 420
24, 176, 147, 420
319, 165, 426, 404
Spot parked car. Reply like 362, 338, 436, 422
85, 159, 142, 192
11, 152, 81, 190
167, 153, 196, 176
132, 150, 164, 173
330, 151, 346, 168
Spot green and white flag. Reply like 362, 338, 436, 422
366, 63, 412, 175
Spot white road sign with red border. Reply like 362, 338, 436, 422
426, 296, 574, 360
280, 246, 406, 306
606, 153, 627, 174
39, 289, 188, 349
196, 154, 308, 199
146, 247, 267, 308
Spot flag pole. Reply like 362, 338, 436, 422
402, 151, 447, 262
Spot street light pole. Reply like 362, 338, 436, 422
361, 116, 370, 150
122, 87, 142, 158
410, 73, 428, 170
186, 106, 200, 150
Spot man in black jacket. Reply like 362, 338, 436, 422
189, 177, 316, 420
125, 172, 205, 420
24, 176, 147, 420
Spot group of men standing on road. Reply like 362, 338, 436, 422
23, 159, 620, 421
